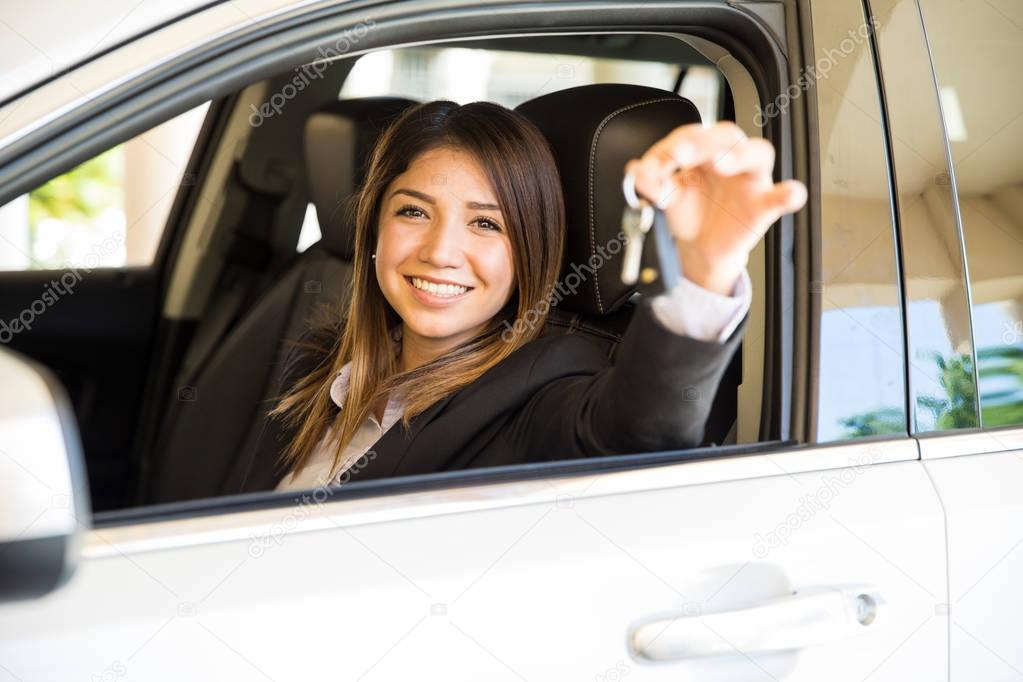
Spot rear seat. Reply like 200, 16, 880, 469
143, 97, 417, 505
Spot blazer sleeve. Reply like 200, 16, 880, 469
508, 298, 747, 460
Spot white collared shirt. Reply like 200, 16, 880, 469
274, 271, 751, 491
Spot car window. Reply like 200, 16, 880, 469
340, 45, 722, 122
918, 0, 1023, 428
0, 102, 209, 271
809, 0, 909, 440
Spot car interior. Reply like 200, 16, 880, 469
0, 32, 784, 516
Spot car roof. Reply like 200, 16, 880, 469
0, 0, 225, 104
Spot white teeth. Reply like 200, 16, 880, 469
411, 277, 469, 298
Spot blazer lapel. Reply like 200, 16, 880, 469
346, 392, 457, 482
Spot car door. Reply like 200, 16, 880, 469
0, 0, 948, 679
875, 0, 1023, 678
0, 442, 944, 681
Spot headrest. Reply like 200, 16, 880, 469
304, 97, 418, 259
515, 84, 702, 316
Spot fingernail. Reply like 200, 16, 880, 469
793, 183, 808, 206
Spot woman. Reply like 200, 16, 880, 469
270, 99, 806, 491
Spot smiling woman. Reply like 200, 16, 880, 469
271, 100, 566, 488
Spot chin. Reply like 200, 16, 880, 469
403, 315, 476, 342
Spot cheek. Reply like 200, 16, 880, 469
375, 221, 408, 269
475, 239, 516, 293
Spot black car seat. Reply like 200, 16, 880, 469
143, 97, 417, 505
515, 84, 741, 445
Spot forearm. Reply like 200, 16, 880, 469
589, 298, 747, 452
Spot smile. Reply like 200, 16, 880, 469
405, 276, 474, 301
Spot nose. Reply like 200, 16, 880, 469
417, 212, 466, 268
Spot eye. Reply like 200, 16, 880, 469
472, 216, 503, 232
396, 204, 427, 219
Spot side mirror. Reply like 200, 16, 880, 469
0, 347, 90, 601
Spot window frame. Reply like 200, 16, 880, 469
0, 0, 817, 528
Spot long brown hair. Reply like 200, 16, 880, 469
271, 100, 565, 478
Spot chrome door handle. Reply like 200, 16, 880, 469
629, 586, 883, 661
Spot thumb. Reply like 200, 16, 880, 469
759, 180, 808, 218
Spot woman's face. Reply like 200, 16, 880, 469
375, 146, 515, 352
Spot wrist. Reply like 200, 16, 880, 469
676, 244, 746, 296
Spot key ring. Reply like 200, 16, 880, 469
624, 169, 674, 210
622, 170, 641, 209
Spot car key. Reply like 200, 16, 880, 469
620, 181, 654, 285
621, 172, 682, 296
639, 208, 682, 296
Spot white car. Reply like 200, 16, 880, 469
0, 0, 1020, 679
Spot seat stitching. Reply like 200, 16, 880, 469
587, 97, 696, 314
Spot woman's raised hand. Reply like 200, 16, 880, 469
625, 121, 807, 296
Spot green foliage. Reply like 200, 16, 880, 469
27, 146, 124, 227
976, 344, 1023, 427
915, 350, 978, 429
837, 349, 983, 438
839, 406, 906, 438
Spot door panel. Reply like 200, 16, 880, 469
909, 0, 1023, 676
0, 267, 159, 509
924, 443, 1023, 681
0, 441, 946, 680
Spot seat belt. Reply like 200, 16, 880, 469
175, 183, 283, 385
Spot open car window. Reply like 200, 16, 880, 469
0, 11, 890, 518
0, 103, 209, 271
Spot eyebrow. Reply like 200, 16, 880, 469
390, 188, 501, 212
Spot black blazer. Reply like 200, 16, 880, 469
233, 298, 746, 493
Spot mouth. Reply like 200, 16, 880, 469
404, 275, 475, 305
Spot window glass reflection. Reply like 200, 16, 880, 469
810, 0, 908, 440
920, 0, 1023, 427
871, 0, 980, 432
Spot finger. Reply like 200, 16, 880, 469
629, 158, 706, 209
642, 121, 748, 174
712, 137, 776, 177
630, 122, 748, 203
623, 159, 645, 202
758, 179, 808, 219
625, 158, 670, 208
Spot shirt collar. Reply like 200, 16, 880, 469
328, 324, 403, 414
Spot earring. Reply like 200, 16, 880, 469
371, 253, 376, 260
